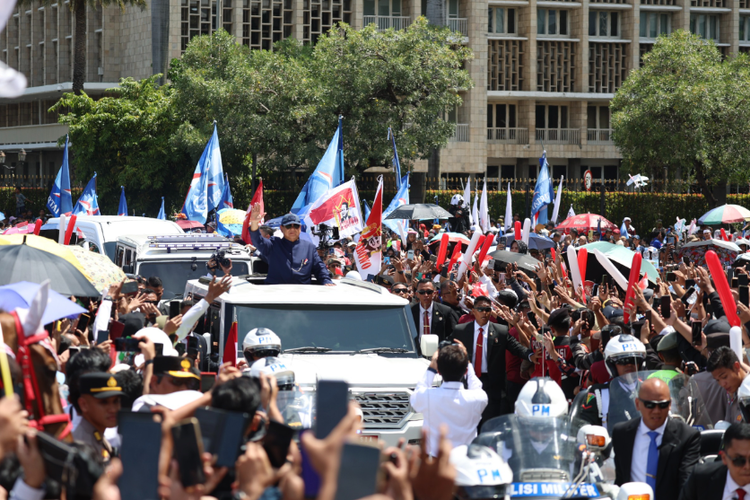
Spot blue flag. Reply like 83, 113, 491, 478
72, 173, 100, 216
388, 128, 402, 190
219, 174, 234, 209
46, 135, 73, 217
363, 200, 371, 222
383, 174, 410, 242
291, 117, 344, 215
620, 221, 629, 239
182, 122, 225, 223
118, 186, 128, 216
531, 151, 554, 225
157, 197, 166, 220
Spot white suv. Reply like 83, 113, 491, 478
183, 277, 429, 447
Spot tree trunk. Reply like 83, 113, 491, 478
694, 162, 717, 207
73, 0, 87, 95
427, 147, 440, 190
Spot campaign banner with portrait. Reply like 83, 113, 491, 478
355, 177, 383, 280
303, 179, 364, 245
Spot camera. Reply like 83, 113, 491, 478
312, 223, 340, 251
438, 340, 454, 351
206, 249, 232, 274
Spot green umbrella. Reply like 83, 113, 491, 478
580, 241, 659, 284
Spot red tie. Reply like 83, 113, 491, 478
475, 327, 484, 378
423, 311, 430, 337
738, 489, 746, 500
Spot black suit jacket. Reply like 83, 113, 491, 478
613, 417, 701, 500
411, 302, 456, 344
678, 461, 727, 500
448, 320, 532, 401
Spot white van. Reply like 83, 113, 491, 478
41, 216, 184, 260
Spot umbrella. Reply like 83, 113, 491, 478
679, 239, 740, 267
555, 213, 618, 234
487, 250, 540, 276
0, 244, 100, 296
0, 281, 86, 324
3, 223, 34, 235
384, 204, 453, 221
429, 232, 471, 246
68, 246, 126, 292
733, 253, 750, 267
176, 220, 204, 230
0, 234, 90, 280
580, 242, 659, 284
505, 233, 555, 251
698, 204, 750, 225
218, 208, 247, 225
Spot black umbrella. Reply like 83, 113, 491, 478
0, 244, 100, 297
384, 204, 453, 221
487, 250, 540, 276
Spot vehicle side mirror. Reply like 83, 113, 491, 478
122, 265, 133, 274
420, 334, 439, 358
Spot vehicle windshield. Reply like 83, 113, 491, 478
234, 304, 416, 355
476, 415, 577, 484
138, 261, 250, 296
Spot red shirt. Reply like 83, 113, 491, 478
506, 327, 526, 385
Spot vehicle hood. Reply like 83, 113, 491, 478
278, 354, 429, 388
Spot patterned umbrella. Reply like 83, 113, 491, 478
428, 232, 471, 246
554, 213, 618, 234
697, 204, 750, 225
68, 246, 126, 293
679, 239, 740, 267
218, 208, 247, 225
0, 234, 90, 280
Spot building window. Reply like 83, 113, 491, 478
447, 0, 459, 19
242, 0, 293, 50
489, 8, 516, 34
501, 165, 516, 179
639, 12, 670, 38
181, 0, 233, 52
589, 11, 619, 38
690, 14, 720, 41
487, 104, 517, 128
303, 0, 351, 44
363, 0, 401, 17
535, 105, 569, 129
587, 105, 610, 130
537, 9, 568, 36
741, 16, 750, 42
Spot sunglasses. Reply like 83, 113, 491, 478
614, 357, 640, 366
725, 452, 750, 468
283, 224, 301, 230
639, 399, 670, 410
393, 288, 408, 294
475, 306, 492, 312
416, 290, 434, 295
169, 377, 192, 387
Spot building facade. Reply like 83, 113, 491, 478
0, 0, 748, 185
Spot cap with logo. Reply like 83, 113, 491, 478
79, 372, 125, 399
153, 356, 200, 380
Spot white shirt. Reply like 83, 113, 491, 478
472, 321, 490, 374
418, 303, 434, 339
175, 299, 210, 341
630, 418, 667, 483
410, 365, 488, 457
723, 470, 750, 500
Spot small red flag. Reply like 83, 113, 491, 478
223, 321, 238, 366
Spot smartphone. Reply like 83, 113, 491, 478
109, 320, 125, 340
215, 411, 251, 467
645, 309, 652, 326
334, 443, 380, 500
660, 296, 671, 319
685, 279, 696, 289
602, 274, 611, 287
68, 346, 81, 356
740, 274, 749, 287
315, 379, 349, 439
200, 372, 216, 393
681, 287, 696, 305
429, 254, 437, 264
728, 267, 735, 283
118, 411, 162, 500
732, 277, 739, 289
683, 256, 691, 266
329, 247, 335, 256
263, 420, 295, 469
407, 250, 415, 260
194, 407, 223, 453
96, 330, 109, 345
169, 301, 181, 319
171, 418, 206, 487
741, 286, 749, 307
121, 281, 139, 295
77, 313, 91, 332
154, 343, 164, 356
114, 337, 141, 352
187, 336, 199, 351
666, 272, 676, 282
691, 321, 702, 347
383, 256, 391, 265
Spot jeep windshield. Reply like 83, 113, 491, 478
138, 261, 250, 296
234, 304, 417, 356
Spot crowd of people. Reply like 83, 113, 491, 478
3, 192, 750, 500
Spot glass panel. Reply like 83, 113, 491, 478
378, 0, 388, 17
649, 13, 657, 38
611, 12, 618, 37
508, 9, 515, 33
599, 12, 607, 37
487, 105, 493, 127
364, 0, 374, 15
449, 0, 458, 17
740, 17, 745, 41
560, 10, 567, 35
709, 16, 716, 40
561, 106, 568, 128
589, 11, 596, 36
587, 106, 597, 129
640, 11, 646, 37
535, 105, 546, 129
689, 15, 695, 35
496, 8, 504, 33
660, 14, 668, 35
498, 104, 507, 127
698, 15, 705, 39
509, 105, 516, 128
392, 0, 401, 16
549, 105, 559, 129
548, 9, 556, 35
538, 9, 546, 34
488, 7, 493, 32
599, 106, 609, 129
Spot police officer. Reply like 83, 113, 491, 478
72, 372, 124, 461
149, 356, 201, 395
242, 328, 282, 369
449, 444, 513, 500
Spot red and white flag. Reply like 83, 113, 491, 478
354, 177, 383, 279
303, 179, 363, 245
223, 321, 238, 366
248, 180, 264, 219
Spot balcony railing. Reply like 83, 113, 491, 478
487, 127, 529, 144
587, 128, 614, 144
446, 18, 469, 37
363, 15, 413, 31
450, 124, 470, 142
535, 128, 581, 145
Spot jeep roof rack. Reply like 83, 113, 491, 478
147, 234, 235, 252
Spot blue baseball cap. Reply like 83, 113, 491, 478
281, 213, 301, 226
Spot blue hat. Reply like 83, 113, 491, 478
281, 213, 301, 226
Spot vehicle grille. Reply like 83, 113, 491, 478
353, 392, 412, 429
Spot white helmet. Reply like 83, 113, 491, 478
515, 377, 568, 418
242, 327, 281, 362
248, 356, 295, 390
451, 194, 465, 206
604, 334, 646, 376
450, 444, 513, 500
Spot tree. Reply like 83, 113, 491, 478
20, 0, 146, 94
51, 75, 192, 215
611, 30, 750, 206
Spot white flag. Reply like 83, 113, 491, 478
479, 178, 489, 233
504, 183, 512, 231
567, 204, 576, 219
551, 176, 564, 224
463, 176, 473, 226
472, 193, 479, 230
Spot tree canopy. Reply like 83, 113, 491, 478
611, 30, 750, 205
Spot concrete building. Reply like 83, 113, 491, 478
0, 0, 748, 185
